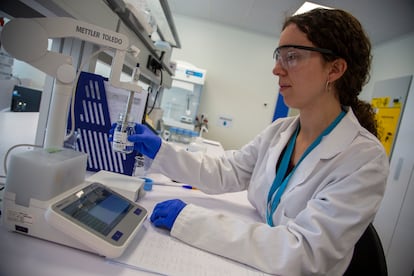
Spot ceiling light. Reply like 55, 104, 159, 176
293, 1, 333, 15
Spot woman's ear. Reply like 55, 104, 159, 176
328, 58, 347, 82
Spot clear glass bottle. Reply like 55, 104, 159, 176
133, 153, 153, 177
182, 129, 191, 144
176, 128, 184, 143
169, 127, 177, 142
191, 131, 199, 143
134, 153, 146, 177
112, 113, 135, 154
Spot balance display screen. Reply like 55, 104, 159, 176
62, 186, 132, 236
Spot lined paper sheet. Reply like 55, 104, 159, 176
108, 221, 267, 276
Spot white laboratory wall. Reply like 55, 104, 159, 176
11, 61, 47, 89
360, 31, 414, 101
170, 15, 278, 150
8, 39, 53, 90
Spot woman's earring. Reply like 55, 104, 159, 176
325, 80, 330, 93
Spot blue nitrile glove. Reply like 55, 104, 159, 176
150, 199, 187, 231
128, 124, 162, 159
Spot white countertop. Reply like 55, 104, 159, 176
0, 112, 254, 276
0, 172, 262, 276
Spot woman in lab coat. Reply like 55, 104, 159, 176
128, 8, 389, 275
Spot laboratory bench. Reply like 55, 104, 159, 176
0, 173, 264, 276
0, 112, 266, 275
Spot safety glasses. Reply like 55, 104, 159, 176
273, 45, 337, 71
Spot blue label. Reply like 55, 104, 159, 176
185, 70, 203, 78
134, 208, 142, 215
112, 230, 123, 241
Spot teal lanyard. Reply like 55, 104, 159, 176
266, 111, 346, 226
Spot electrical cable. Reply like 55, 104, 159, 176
65, 46, 140, 141
0, 175, 6, 189
65, 47, 110, 141
3, 144, 42, 175
148, 69, 163, 115
6, 46, 145, 171
147, 88, 160, 115
11, 75, 22, 85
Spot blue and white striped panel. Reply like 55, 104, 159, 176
73, 72, 136, 175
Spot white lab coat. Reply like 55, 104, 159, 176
149, 108, 389, 275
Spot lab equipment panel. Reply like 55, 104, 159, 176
46, 182, 147, 258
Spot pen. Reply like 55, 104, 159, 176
181, 185, 197, 190
152, 182, 197, 190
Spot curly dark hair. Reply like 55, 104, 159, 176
283, 8, 378, 137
